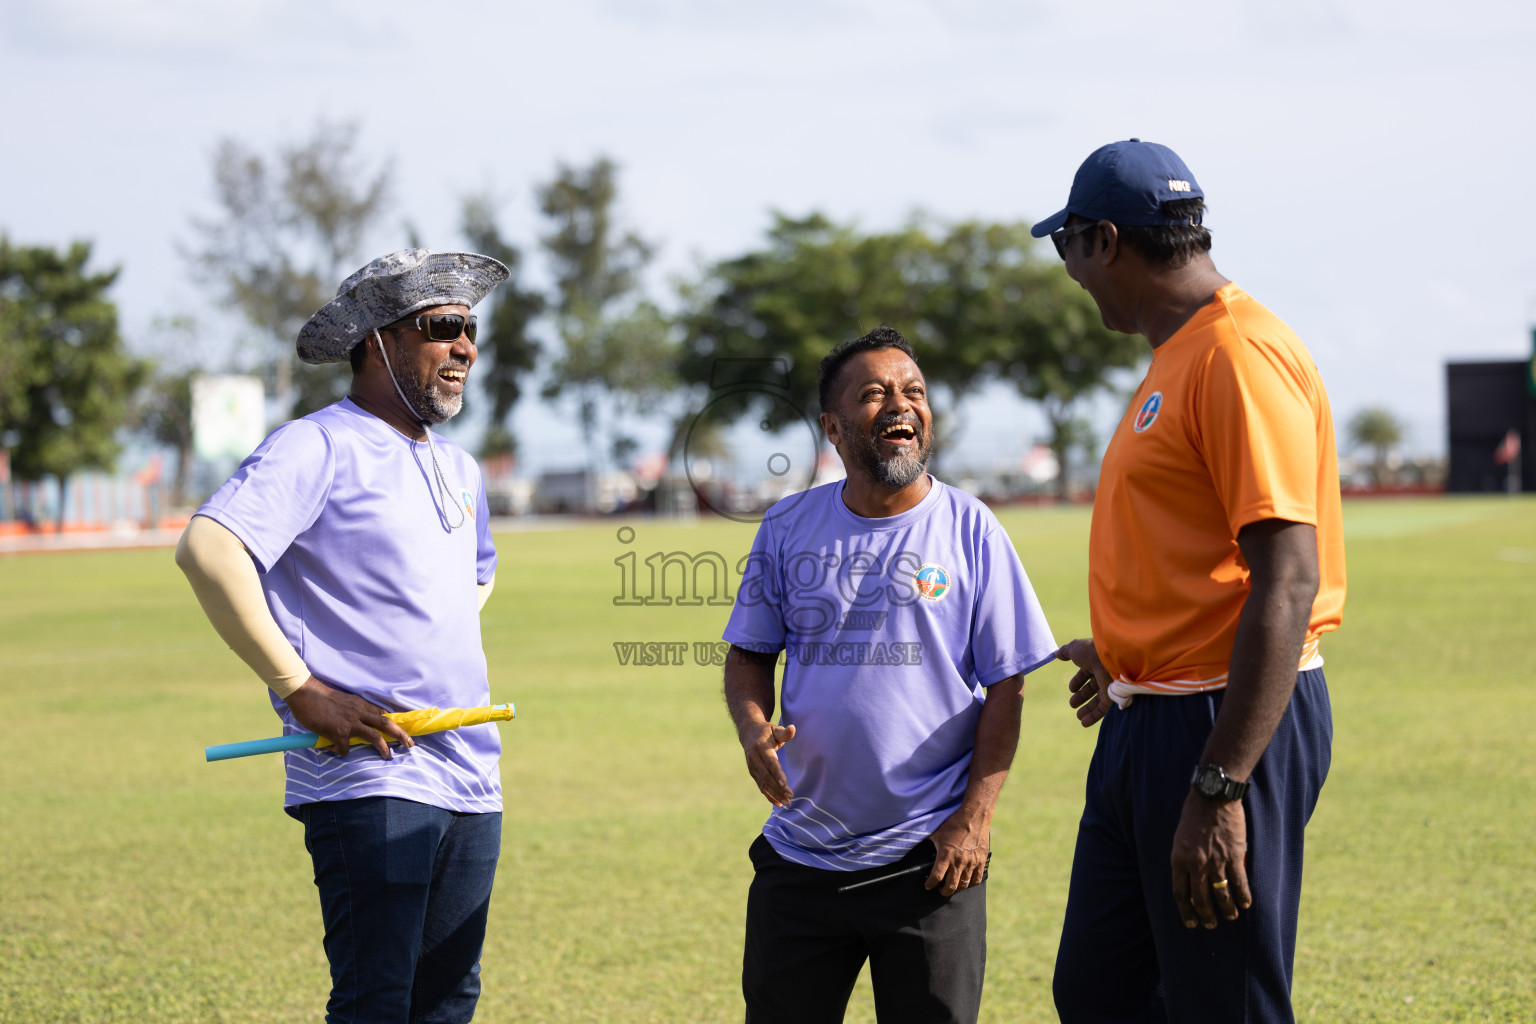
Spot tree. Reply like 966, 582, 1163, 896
133, 370, 194, 507
186, 119, 390, 418
997, 264, 1143, 501
676, 213, 1139, 494
907, 219, 1093, 465
460, 195, 546, 459
537, 157, 676, 469
906, 220, 1041, 398
128, 316, 204, 507
1347, 407, 1405, 486
676, 213, 917, 432
0, 237, 147, 527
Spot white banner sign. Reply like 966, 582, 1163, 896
192, 375, 266, 462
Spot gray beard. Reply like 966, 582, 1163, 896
841, 413, 930, 489
395, 359, 464, 424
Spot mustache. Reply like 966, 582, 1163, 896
872, 412, 923, 437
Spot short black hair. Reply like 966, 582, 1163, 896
1113, 197, 1211, 267
817, 326, 919, 413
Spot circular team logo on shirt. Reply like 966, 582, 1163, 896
1133, 391, 1163, 433
914, 563, 952, 602
459, 488, 476, 520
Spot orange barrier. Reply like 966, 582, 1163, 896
0, 516, 191, 537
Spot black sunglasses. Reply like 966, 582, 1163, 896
1050, 221, 1098, 260
385, 313, 478, 343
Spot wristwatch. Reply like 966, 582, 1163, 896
1190, 764, 1249, 801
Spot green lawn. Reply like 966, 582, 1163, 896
1, 497, 1532, 1022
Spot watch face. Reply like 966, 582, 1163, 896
1195, 768, 1222, 796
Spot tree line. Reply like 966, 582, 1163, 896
0, 120, 1410, 516
178, 121, 1146, 501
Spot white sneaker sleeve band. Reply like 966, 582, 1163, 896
175, 514, 311, 699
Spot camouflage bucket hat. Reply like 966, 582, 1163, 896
296, 248, 510, 364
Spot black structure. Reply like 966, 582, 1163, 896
1445, 359, 1535, 492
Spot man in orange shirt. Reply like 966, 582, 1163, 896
1037, 140, 1345, 1023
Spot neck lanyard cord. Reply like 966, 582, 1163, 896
373, 329, 467, 531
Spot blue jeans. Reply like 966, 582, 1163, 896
297, 797, 501, 1024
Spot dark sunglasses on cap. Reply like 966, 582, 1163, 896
384, 313, 478, 343
1050, 221, 1098, 260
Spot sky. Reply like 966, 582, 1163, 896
3, 0, 1533, 475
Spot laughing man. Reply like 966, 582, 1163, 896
721, 326, 1059, 1023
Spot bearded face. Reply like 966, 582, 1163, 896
377, 304, 475, 425
819, 345, 935, 498
838, 407, 931, 489
394, 349, 470, 424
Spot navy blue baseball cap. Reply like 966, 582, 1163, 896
1030, 139, 1203, 238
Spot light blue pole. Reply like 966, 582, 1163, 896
206, 704, 515, 762
205, 732, 321, 762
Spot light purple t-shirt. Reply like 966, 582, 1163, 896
723, 478, 1057, 870
196, 397, 501, 814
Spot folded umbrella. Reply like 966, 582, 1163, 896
205, 703, 515, 762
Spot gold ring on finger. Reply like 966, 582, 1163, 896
1211, 879, 1229, 891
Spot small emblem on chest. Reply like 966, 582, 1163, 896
459, 488, 476, 520
1133, 391, 1164, 433
914, 563, 952, 602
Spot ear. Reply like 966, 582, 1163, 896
819, 410, 842, 447
1098, 221, 1121, 267
358, 330, 390, 371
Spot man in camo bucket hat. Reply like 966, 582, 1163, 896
177, 249, 513, 1022
296, 247, 508, 364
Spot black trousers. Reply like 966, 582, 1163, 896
743, 835, 987, 1024
1053, 669, 1333, 1024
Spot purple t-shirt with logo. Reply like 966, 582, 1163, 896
195, 397, 500, 814
723, 478, 1057, 870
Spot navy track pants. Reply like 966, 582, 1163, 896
1053, 668, 1332, 1024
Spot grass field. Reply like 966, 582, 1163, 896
1, 496, 1533, 1022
